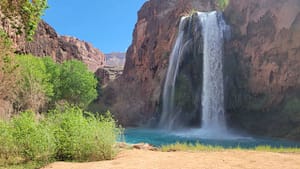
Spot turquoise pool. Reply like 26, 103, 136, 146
122, 128, 300, 148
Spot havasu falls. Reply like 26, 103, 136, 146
199, 11, 228, 131
159, 11, 229, 135
124, 6, 300, 147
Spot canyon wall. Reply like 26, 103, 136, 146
108, 0, 217, 126
224, 0, 300, 140
19, 21, 106, 72
0, 16, 105, 72
109, 0, 300, 140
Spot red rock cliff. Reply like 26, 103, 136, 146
18, 21, 106, 72
109, 0, 300, 140
224, 0, 300, 140
0, 16, 105, 72
109, 0, 217, 126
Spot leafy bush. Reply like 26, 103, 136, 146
10, 111, 56, 161
16, 55, 53, 112
0, 120, 17, 162
13, 55, 98, 111
41, 58, 98, 108
0, 106, 121, 167
47, 106, 120, 161
58, 60, 98, 108
0, 111, 55, 166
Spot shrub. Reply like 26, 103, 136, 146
10, 111, 56, 161
0, 111, 55, 166
0, 106, 121, 167
58, 60, 98, 108
15, 55, 53, 112
47, 106, 120, 161
0, 120, 17, 161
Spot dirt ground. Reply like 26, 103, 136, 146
43, 149, 300, 169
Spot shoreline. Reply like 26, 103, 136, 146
43, 149, 300, 169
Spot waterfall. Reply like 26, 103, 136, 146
159, 11, 228, 132
158, 16, 190, 129
199, 11, 227, 131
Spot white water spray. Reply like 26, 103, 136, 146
159, 11, 229, 134
199, 11, 227, 131
159, 17, 190, 129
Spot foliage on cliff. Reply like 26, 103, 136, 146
217, 0, 229, 10
0, 0, 48, 40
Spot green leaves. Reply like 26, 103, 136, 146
15, 55, 98, 111
59, 60, 98, 108
0, 106, 121, 166
47, 106, 120, 161
0, 111, 56, 163
16, 55, 54, 111
0, 0, 48, 41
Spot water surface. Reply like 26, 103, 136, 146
123, 128, 300, 148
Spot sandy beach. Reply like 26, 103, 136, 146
43, 149, 300, 169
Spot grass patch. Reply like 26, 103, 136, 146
254, 145, 300, 153
0, 106, 122, 168
161, 142, 225, 152
0, 160, 48, 169
161, 143, 300, 153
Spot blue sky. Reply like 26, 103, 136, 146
43, 0, 147, 53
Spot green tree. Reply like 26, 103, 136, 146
15, 56, 98, 110
41, 57, 61, 101
16, 55, 53, 112
58, 60, 98, 108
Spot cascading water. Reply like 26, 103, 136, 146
199, 11, 227, 131
159, 11, 229, 133
158, 16, 190, 129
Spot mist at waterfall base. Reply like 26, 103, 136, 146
123, 12, 300, 148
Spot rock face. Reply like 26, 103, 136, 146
20, 21, 105, 72
105, 52, 126, 68
109, 0, 218, 126
58, 36, 105, 72
224, 0, 300, 140
3, 20, 105, 72
109, 0, 300, 140
95, 68, 110, 85
102, 52, 126, 83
